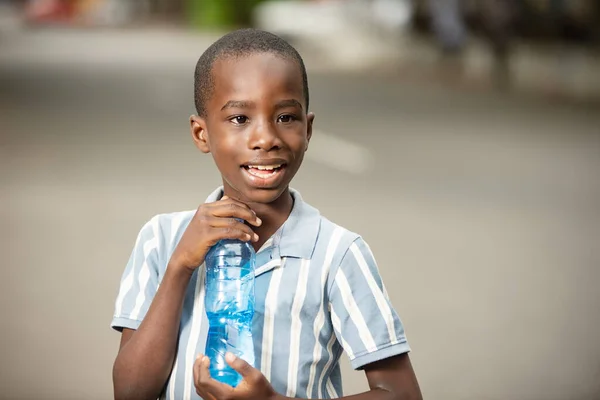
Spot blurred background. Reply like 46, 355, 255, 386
1, 0, 599, 399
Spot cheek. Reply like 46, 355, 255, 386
287, 131, 308, 155
281, 123, 307, 141
209, 133, 239, 159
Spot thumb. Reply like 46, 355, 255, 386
225, 352, 254, 378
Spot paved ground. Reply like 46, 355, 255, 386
1, 28, 599, 400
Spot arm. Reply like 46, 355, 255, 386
313, 236, 421, 399
112, 265, 192, 400
342, 353, 422, 400
112, 198, 261, 400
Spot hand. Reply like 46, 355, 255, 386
169, 196, 261, 274
194, 352, 280, 400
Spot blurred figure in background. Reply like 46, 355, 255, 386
480, 0, 517, 88
427, 0, 466, 55
425, 0, 466, 82
426, 0, 516, 87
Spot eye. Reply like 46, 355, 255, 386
229, 115, 249, 125
277, 114, 297, 124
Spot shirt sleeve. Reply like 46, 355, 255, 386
328, 237, 411, 370
111, 216, 161, 332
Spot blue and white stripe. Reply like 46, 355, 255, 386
112, 187, 410, 399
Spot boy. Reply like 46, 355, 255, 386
111, 29, 422, 400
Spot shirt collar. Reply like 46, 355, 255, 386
204, 187, 321, 259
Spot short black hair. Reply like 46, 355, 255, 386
194, 29, 309, 117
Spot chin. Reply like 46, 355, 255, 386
223, 167, 294, 205
242, 186, 288, 205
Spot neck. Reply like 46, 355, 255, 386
222, 186, 294, 250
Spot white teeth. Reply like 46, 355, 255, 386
247, 164, 281, 170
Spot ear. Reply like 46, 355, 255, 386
305, 112, 315, 151
190, 115, 210, 154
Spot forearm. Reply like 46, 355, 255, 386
113, 264, 193, 400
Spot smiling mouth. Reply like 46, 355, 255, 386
242, 163, 286, 179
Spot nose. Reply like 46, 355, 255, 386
247, 121, 282, 152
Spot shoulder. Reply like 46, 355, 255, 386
132, 210, 196, 257
317, 214, 360, 246
294, 192, 368, 262
297, 194, 370, 268
316, 215, 370, 262
307, 212, 380, 296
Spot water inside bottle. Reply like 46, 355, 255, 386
204, 240, 256, 387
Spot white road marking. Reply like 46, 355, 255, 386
307, 130, 374, 175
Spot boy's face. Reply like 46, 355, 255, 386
191, 52, 314, 204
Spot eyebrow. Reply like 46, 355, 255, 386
220, 99, 303, 111
275, 99, 303, 110
221, 100, 255, 111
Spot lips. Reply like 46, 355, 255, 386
241, 159, 288, 187
245, 164, 283, 178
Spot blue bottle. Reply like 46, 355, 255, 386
204, 238, 256, 387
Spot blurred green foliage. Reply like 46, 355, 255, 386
186, 0, 271, 29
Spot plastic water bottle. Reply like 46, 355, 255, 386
204, 238, 256, 387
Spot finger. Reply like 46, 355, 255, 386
193, 354, 212, 399
194, 356, 218, 400
211, 200, 262, 227
196, 356, 235, 398
207, 217, 259, 242
211, 226, 258, 243
194, 354, 207, 386
226, 352, 257, 380
196, 355, 215, 387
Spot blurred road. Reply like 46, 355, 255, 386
1, 29, 599, 400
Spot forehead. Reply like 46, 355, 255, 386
209, 53, 304, 107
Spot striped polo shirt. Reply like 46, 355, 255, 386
111, 187, 410, 399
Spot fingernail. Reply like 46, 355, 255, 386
245, 234, 251, 241
253, 233, 259, 242
222, 195, 229, 200
225, 352, 236, 363
256, 217, 262, 226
